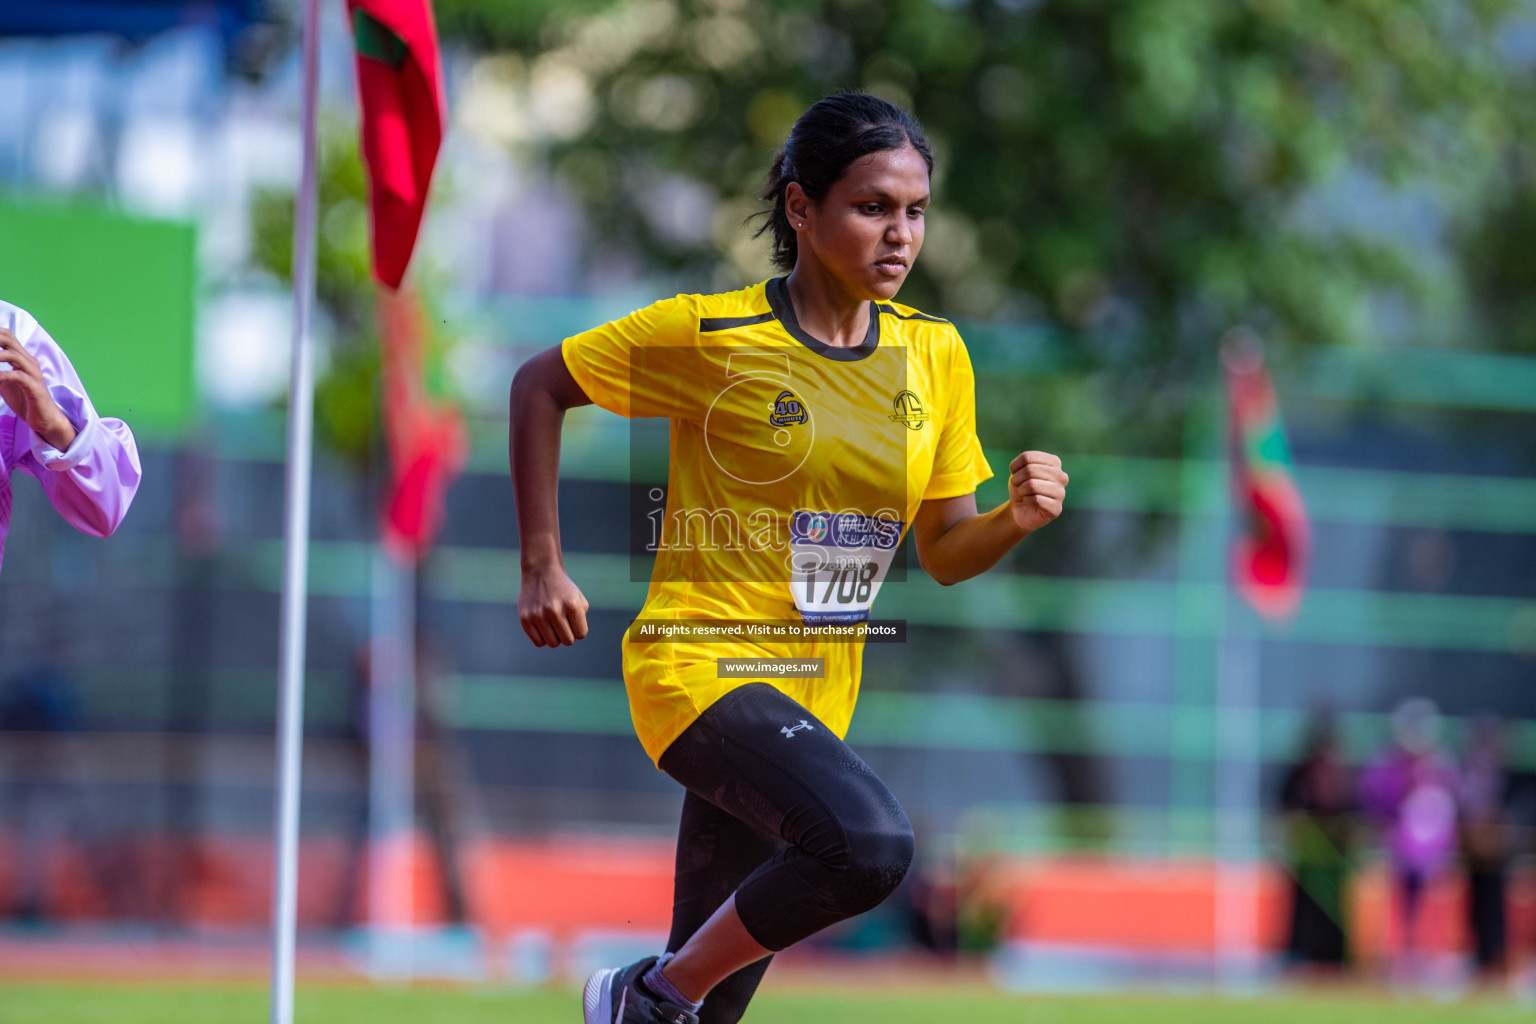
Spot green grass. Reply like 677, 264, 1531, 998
0, 982, 1528, 1024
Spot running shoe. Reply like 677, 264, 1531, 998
582, 955, 700, 1024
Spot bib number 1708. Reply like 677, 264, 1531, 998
804, 560, 878, 606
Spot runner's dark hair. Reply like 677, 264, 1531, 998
753, 92, 934, 271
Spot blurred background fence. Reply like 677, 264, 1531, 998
1, 0, 1535, 990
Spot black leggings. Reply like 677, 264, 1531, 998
658, 683, 914, 1024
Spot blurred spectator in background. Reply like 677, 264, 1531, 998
333, 628, 475, 930
0, 662, 79, 923
903, 846, 1009, 959
1458, 716, 1513, 982
952, 851, 1009, 956
1361, 698, 1459, 975
1279, 712, 1354, 972
905, 861, 958, 956
409, 629, 478, 927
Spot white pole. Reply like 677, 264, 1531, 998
1215, 332, 1264, 991
368, 547, 392, 973
1216, 596, 1262, 989
269, 0, 321, 1020
369, 547, 418, 979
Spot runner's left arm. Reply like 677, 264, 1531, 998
912, 451, 1067, 586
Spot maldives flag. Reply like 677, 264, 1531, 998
378, 290, 466, 565
347, 0, 443, 290
348, 0, 459, 561
1224, 333, 1310, 620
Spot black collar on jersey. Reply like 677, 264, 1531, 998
765, 275, 880, 363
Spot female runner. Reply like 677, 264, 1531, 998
509, 93, 1068, 1024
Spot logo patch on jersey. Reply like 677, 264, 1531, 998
889, 389, 929, 430
791, 510, 903, 550
769, 390, 807, 427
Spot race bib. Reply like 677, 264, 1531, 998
788, 510, 904, 625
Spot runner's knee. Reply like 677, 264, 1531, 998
834, 807, 915, 915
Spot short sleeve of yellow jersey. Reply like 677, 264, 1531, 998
923, 331, 995, 500
561, 294, 701, 419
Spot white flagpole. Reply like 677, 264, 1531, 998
1216, 330, 1264, 991
270, 0, 322, 1020
1216, 589, 1262, 989
368, 547, 418, 979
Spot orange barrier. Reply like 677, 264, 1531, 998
998, 857, 1521, 961
1, 831, 1528, 963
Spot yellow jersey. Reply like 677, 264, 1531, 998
561, 277, 993, 765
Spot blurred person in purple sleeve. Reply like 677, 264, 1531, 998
0, 300, 141, 568
1360, 698, 1459, 977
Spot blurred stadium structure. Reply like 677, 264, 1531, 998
1, 0, 1535, 998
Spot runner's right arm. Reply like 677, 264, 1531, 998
509, 345, 593, 647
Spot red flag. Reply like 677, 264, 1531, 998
1224, 331, 1310, 620
347, 0, 443, 290
378, 291, 465, 564
348, 1, 459, 561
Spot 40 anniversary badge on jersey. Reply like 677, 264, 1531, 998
703, 354, 815, 486
788, 509, 904, 625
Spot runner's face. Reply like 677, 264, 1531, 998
797, 144, 929, 301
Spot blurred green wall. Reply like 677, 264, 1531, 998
0, 196, 195, 437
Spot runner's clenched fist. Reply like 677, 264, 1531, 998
1007, 450, 1068, 534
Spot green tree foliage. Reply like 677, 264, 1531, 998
251, 134, 384, 471
441, 0, 1527, 459
435, 0, 617, 45
1459, 104, 1536, 355
250, 129, 458, 474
